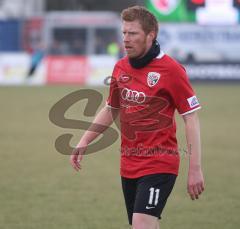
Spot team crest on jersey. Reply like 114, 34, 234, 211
147, 72, 161, 87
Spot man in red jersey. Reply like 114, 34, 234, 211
70, 6, 205, 229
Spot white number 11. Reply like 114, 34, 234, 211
148, 187, 160, 206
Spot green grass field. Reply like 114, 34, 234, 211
0, 84, 239, 229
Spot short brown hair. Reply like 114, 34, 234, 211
121, 6, 158, 38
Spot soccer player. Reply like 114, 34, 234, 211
70, 6, 205, 229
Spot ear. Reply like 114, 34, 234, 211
147, 31, 156, 42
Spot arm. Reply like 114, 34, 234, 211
70, 105, 119, 171
183, 111, 205, 200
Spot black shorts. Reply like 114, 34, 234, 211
121, 173, 177, 225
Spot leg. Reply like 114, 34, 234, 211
132, 174, 176, 229
121, 176, 138, 225
26, 65, 36, 78
132, 213, 158, 229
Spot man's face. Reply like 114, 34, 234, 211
122, 20, 153, 59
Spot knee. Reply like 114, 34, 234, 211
132, 215, 147, 229
132, 213, 158, 229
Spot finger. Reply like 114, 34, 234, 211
201, 181, 205, 191
74, 161, 81, 171
73, 160, 81, 170
75, 164, 81, 171
70, 147, 86, 171
197, 182, 205, 195
70, 156, 78, 168
70, 154, 81, 171
197, 184, 202, 194
74, 155, 82, 170
76, 159, 82, 170
76, 151, 84, 169
70, 158, 81, 171
188, 185, 195, 200
192, 186, 199, 199
189, 193, 195, 200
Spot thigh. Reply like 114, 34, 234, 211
134, 173, 177, 219
121, 176, 138, 225
132, 213, 159, 229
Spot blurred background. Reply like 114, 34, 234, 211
0, 0, 240, 84
0, 1, 240, 229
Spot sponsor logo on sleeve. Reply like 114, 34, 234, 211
187, 96, 199, 108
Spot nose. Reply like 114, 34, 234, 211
123, 33, 130, 43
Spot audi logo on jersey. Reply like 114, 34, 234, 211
121, 88, 146, 104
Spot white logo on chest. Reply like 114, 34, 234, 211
147, 72, 160, 87
121, 88, 146, 104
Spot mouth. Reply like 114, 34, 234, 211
125, 46, 133, 51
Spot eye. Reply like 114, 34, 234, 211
129, 32, 137, 35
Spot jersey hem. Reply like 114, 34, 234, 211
120, 169, 179, 179
105, 102, 120, 109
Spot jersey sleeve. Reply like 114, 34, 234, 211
106, 65, 120, 109
168, 63, 201, 115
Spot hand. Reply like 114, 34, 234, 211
187, 168, 205, 200
70, 142, 87, 172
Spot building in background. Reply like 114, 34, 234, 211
45, 0, 145, 12
0, 0, 45, 18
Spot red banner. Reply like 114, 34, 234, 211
46, 56, 89, 84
